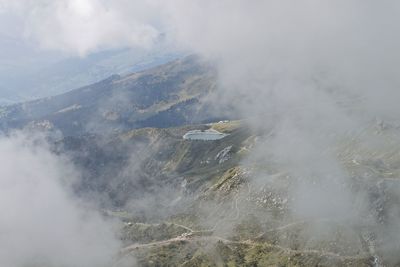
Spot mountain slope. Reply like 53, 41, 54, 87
0, 56, 220, 136
54, 119, 400, 266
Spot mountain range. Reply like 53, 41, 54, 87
2, 56, 400, 266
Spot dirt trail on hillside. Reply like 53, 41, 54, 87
118, 232, 369, 262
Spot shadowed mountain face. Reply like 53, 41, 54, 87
0, 56, 222, 136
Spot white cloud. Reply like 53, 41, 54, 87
157, 0, 400, 229
0, 132, 121, 267
1, 0, 159, 56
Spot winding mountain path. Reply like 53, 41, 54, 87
117, 231, 368, 263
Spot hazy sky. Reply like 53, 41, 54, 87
1, 1, 400, 99
0, 0, 160, 56
0, 0, 169, 102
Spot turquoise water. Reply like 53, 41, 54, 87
183, 129, 228, 140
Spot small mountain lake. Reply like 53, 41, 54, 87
183, 129, 228, 140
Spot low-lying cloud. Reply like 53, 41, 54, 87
0, 132, 121, 267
